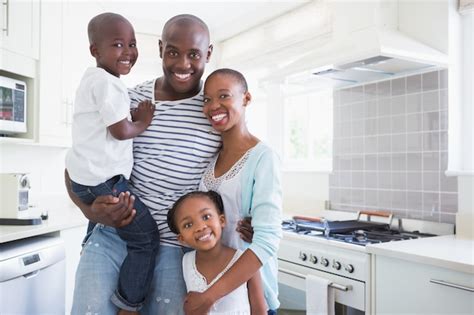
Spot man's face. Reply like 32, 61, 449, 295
159, 23, 212, 95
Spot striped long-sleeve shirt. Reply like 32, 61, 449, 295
128, 80, 221, 246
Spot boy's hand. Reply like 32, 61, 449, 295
131, 100, 155, 125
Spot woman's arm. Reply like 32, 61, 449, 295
247, 269, 267, 315
64, 169, 136, 227
184, 148, 282, 314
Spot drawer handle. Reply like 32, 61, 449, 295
430, 279, 474, 292
278, 267, 351, 292
23, 270, 40, 279
2, 0, 8, 35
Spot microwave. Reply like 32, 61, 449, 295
0, 76, 27, 134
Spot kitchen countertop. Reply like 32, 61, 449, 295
0, 197, 87, 243
366, 235, 474, 274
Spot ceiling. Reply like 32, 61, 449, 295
96, 0, 311, 42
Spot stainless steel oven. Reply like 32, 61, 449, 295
276, 211, 455, 315
278, 234, 368, 314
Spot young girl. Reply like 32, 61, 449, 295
184, 69, 282, 315
167, 191, 267, 314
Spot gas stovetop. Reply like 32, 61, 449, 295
282, 219, 437, 246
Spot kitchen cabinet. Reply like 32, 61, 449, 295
0, 0, 40, 60
374, 255, 474, 314
38, 0, 99, 146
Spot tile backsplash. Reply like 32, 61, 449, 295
329, 69, 457, 224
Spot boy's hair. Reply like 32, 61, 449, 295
206, 68, 248, 93
87, 12, 129, 45
167, 190, 224, 234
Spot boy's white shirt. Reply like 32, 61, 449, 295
66, 67, 133, 186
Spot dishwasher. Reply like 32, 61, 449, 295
0, 235, 66, 314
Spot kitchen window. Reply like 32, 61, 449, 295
282, 87, 333, 172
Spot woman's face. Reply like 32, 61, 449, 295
203, 74, 251, 132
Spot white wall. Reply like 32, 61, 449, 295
282, 172, 329, 215
0, 143, 68, 205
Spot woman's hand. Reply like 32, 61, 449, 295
237, 217, 254, 243
89, 192, 136, 228
183, 291, 214, 315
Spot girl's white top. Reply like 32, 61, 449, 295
182, 249, 251, 315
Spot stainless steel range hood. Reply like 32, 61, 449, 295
272, 1, 450, 90
306, 26, 449, 88
312, 55, 435, 85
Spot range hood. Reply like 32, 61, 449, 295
274, 1, 450, 89
308, 28, 448, 88
312, 55, 435, 85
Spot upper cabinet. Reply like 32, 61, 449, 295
38, 0, 99, 146
0, 0, 40, 79
0, 0, 40, 60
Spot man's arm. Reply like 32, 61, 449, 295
64, 169, 136, 227
247, 269, 267, 315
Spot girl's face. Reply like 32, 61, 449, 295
203, 74, 251, 132
175, 196, 225, 251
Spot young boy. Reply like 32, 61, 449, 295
65, 12, 160, 312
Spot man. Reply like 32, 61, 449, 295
66, 14, 220, 315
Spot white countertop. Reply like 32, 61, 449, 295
366, 235, 474, 274
0, 198, 87, 243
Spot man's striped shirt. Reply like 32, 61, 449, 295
128, 79, 221, 246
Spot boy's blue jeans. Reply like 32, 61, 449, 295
71, 175, 160, 311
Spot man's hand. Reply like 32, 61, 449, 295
237, 217, 254, 243
183, 291, 214, 315
89, 192, 136, 228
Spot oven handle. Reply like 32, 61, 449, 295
279, 267, 352, 292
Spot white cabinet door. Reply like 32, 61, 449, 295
375, 255, 474, 314
38, 0, 100, 146
38, 0, 70, 146
0, 0, 39, 59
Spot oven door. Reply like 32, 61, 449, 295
278, 260, 365, 314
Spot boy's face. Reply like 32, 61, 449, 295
90, 19, 138, 77
175, 196, 225, 251
203, 74, 251, 132
159, 23, 212, 95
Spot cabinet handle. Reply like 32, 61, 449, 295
278, 267, 352, 292
430, 279, 474, 292
2, 0, 8, 35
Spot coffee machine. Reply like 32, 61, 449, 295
0, 173, 41, 225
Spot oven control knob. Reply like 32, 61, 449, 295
299, 252, 307, 261
332, 261, 342, 270
321, 258, 329, 267
309, 255, 318, 264
345, 264, 355, 273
